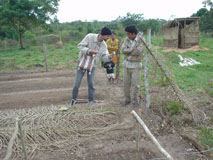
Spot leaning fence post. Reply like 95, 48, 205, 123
136, 109, 142, 152
18, 121, 28, 160
43, 43, 49, 72
144, 28, 151, 108
131, 110, 174, 160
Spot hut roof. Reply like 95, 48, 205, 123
161, 17, 200, 30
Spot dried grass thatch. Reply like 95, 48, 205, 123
0, 105, 130, 160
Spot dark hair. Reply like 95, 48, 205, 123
101, 27, 112, 35
112, 32, 116, 35
125, 25, 138, 34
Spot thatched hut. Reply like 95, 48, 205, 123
161, 17, 200, 48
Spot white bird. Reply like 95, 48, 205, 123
178, 55, 201, 67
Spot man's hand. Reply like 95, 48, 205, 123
132, 47, 137, 51
90, 50, 98, 55
109, 52, 116, 59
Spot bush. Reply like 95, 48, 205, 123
164, 101, 185, 115
199, 126, 213, 148
69, 30, 83, 40
23, 31, 36, 39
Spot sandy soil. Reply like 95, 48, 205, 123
153, 45, 210, 53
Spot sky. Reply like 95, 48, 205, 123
57, 0, 204, 23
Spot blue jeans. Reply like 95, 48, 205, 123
72, 67, 95, 102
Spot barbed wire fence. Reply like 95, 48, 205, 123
134, 29, 211, 159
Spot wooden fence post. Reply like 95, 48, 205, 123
144, 28, 151, 108
116, 38, 121, 81
43, 43, 48, 72
4, 40, 7, 49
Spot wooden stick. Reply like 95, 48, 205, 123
18, 121, 28, 160
136, 109, 142, 151
43, 43, 48, 72
131, 110, 174, 160
4, 118, 19, 160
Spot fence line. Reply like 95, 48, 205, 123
138, 34, 203, 124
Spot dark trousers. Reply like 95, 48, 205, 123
72, 67, 95, 102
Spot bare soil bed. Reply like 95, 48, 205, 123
0, 68, 210, 160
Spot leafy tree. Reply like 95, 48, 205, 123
203, 0, 213, 34
203, 0, 213, 8
0, 25, 18, 40
0, 0, 59, 49
117, 12, 144, 28
192, 8, 210, 32
192, 8, 209, 17
139, 19, 167, 34
192, 1, 213, 35
87, 23, 94, 33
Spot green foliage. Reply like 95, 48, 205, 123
199, 126, 213, 148
117, 12, 144, 27
203, 0, 213, 8
0, 41, 80, 72
24, 31, 36, 39
139, 19, 167, 34
192, 1, 213, 34
0, 11, 168, 49
0, 27, 18, 40
164, 101, 185, 115
0, 0, 60, 48
87, 23, 94, 33
115, 13, 166, 34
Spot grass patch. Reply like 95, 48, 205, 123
199, 126, 213, 148
164, 101, 185, 115
152, 35, 213, 97
0, 41, 80, 72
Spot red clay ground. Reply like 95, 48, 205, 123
0, 67, 209, 160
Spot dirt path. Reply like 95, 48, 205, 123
0, 68, 208, 160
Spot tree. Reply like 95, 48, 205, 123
87, 23, 94, 33
0, 26, 18, 40
203, 0, 213, 8
139, 19, 167, 34
202, 0, 213, 35
192, 1, 213, 35
192, 8, 209, 17
192, 8, 210, 32
0, 0, 59, 49
117, 12, 144, 28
